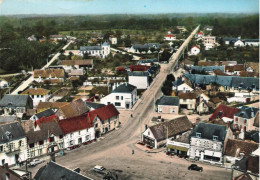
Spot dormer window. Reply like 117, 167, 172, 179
196, 132, 201, 138
213, 135, 218, 141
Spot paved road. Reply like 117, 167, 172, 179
27, 26, 231, 179
11, 41, 72, 95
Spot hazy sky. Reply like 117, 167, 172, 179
0, 0, 259, 15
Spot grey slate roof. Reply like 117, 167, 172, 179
190, 122, 227, 142
127, 71, 149, 76
112, 83, 136, 93
80, 46, 101, 51
138, 59, 159, 64
34, 109, 55, 119
0, 122, 25, 144
34, 161, 92, 180
85, 102, 105, 110
190, 66, 224, 72
235, 106, 259, 119
0, 116, 17, 124
221, 37, 238, 42
0, 95, 31, 107
155, 96, 179, 106
184, 74, 259, 90
243, 39, 259, 43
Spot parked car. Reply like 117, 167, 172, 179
28, 159, 44, 167
93, 165, 106, 173
188, 164, 203, 172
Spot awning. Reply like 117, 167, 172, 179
204, 150, 214, 156
213, 151, 222, 158
167, 145, 188, 152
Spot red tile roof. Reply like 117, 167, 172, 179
209, 104, 239, 121
198, 32, 203, 35
129, 65, 150, 71
35, 114, 59, 125
58, 114, 94, 134
165, 34, 175, 37
191, 45, 200, 49
88, 104, 119, 122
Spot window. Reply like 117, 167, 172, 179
115, 102, 121, 106
59, 143, 64, 149
18, 140, 22, 147
213, 136, 218, 141
109, 125, 110, 130
38, 140, 44, 145
116, 96, 119, 100
49, 137, 54, 142
59, 135, 63, 139
183, 99, 187, 102
30, 151, 35, 158
148, 131, 150, 136
29, 143, 34, 148
121, 96, 123, 100
70, 133, 73, 138
108, 119, 110, 124
79, 131, 81, 135
86, 135, 89, 141
38, 149, 42, 156
0, 145, 3, 152
196, 133, 201, 138
95, 124, 98, 128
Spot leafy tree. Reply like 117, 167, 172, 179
166, 74, 175, 82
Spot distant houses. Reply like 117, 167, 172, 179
164, 34, 176, 41
33, 69, 65, 84
128, 43, 160, 54
21, 88, 50, 107
80, 42, 110, 59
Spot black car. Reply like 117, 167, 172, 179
188, 164, 203, 172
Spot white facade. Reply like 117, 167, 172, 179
142, 128, 158, 148
29, 94, 50, 107
80, 42, 110, 59
63, 127, 95, 149
172, 83, 193, 92
128, 76, 149, 89
190, 46, 200, 55
164, 35, 176, 41
109, 37, 117, 45
244, 41, 259, 47
234, 40, 245, 47
0, 80, 9, 89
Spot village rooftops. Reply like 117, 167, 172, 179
58, 99, 89, 119
36, 102, 69, 112
61, 59, 93, 66
21, 88, 50, 95
155, 96, 179, 106
127, 71, 150, 76
0, 122, 25, 144
112, 83, 136, 93
232, 155, 259, 175
34, 161, 92, 180
138, 58, 159, 64
235, 106, 259, 119
178, 92, 198, 99
84, 102, 105, 110
149, 116, 193, 142
0, 116, 17, 125
88, 104, 119, 122
224, 139, 259, 157
190, 66, 224, 72
80, 46, 101, 51
209, 104, 239, 121
190, 122, 227, 141
34, 109, 56, 119
33, 69, 64, 78
0, 95, 31, 107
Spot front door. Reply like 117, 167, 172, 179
126, 103, 130, 109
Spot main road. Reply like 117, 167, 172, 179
11, 41, 72, 95
29, 26, 231, 179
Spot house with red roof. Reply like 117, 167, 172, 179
209, 104, 240, 122
196, 32, 204, 38
190, 45, 200, 55
164, 34, 176, 41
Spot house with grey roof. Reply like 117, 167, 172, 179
128, 43, 160, 54
34, 161, 93, 180
80, 42, 110, 59
142, 116, 193, 149
84, 102, 105, 111
0, 122, 27, 166
0, 95, 33, 119
189, 122, 227, 164
155, 96, 179, 114
30, 109, 55, 121
190, 66, 224, 74
100, 83, 138, 109
128, 71, 150, 89
137, 59, 159, 66
243, 39, 259, 47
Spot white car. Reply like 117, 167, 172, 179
28, 159, 44, 167
93, 165, 106, 173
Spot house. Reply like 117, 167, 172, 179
204, 26, 213, 31
56, 99, 89, 119
80, 42, 110, 59
240, 71, 259, 78
109, 36, 117, 44
129, 65, 150, 72
61, 59, 93, 71
172, 79, 193, 93
196, 32, 204, 38
190, 66, 224, 74
0, 79, 9, 89
155, 96, 179, 114
225, 64, 246, 76
137, 59, 159, 66
164, 34, 176, 41
30, 109, 56, 121
128, 43, 160, 54
178, 92, 198, 110
70, 69, 84, 76
0, 122, 27, 166
182, 59, 194, 67
243, 39, 259, 47
34, 161, 93, 180
231, 155, 259, 180
209, 104, 239, 122
84, 102, 105, 111
33, 69, 65, 84
49, 35, 67, 42
224, 139, 258, 165
142, 116, 193, 149
0, 95, 33, 119
189, 122, 227, 164
21, 119, 63, 159
58, 114, 95, 150
36, 102, 68, 113
87, 104, 120, 137
232, 106, 259, 139
27, 35, 37, 41
128, 71, 150, 89
203, 36, 216, 50
21, 88, 50, 107
233, 40, 245, 47
100, 83, 138, 109
190, 45, 200, 55
196, 93, 210, 115
221, 37, 239, 45
166, 130, 192, 157
0, 164, 30, 180
0, 116, 17, 125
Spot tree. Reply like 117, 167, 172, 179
166, 74, 175, 82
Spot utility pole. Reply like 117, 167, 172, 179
139, 117, 142, 142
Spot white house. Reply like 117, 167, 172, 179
203, 36, 216, 50
109, 36, 117, 45
234, 40, 245, 47
164, 34, 176, 41
61, 59, 93, 72
58, 114, 95, 150
172, 80, 193, 93
0, 122, 27, 166
243, 39, 259, 47
155, 96, 179, 114
128, 71, 149, 89
190, 45, 200, 55
80, 42, 110, 59
29, 109, 55, 121
0, 79, 9, 89
21, 88, 50, 107
100, 83, 138, 109
189, 122, 227, 164
196, 32, 204, 38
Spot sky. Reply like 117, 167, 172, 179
0, 0, 259, 15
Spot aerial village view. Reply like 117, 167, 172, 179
0, 0, 259, 179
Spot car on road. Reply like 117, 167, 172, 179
93, 165, 106, 173
188, 164, 203, 172
28, 159, 44, 167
